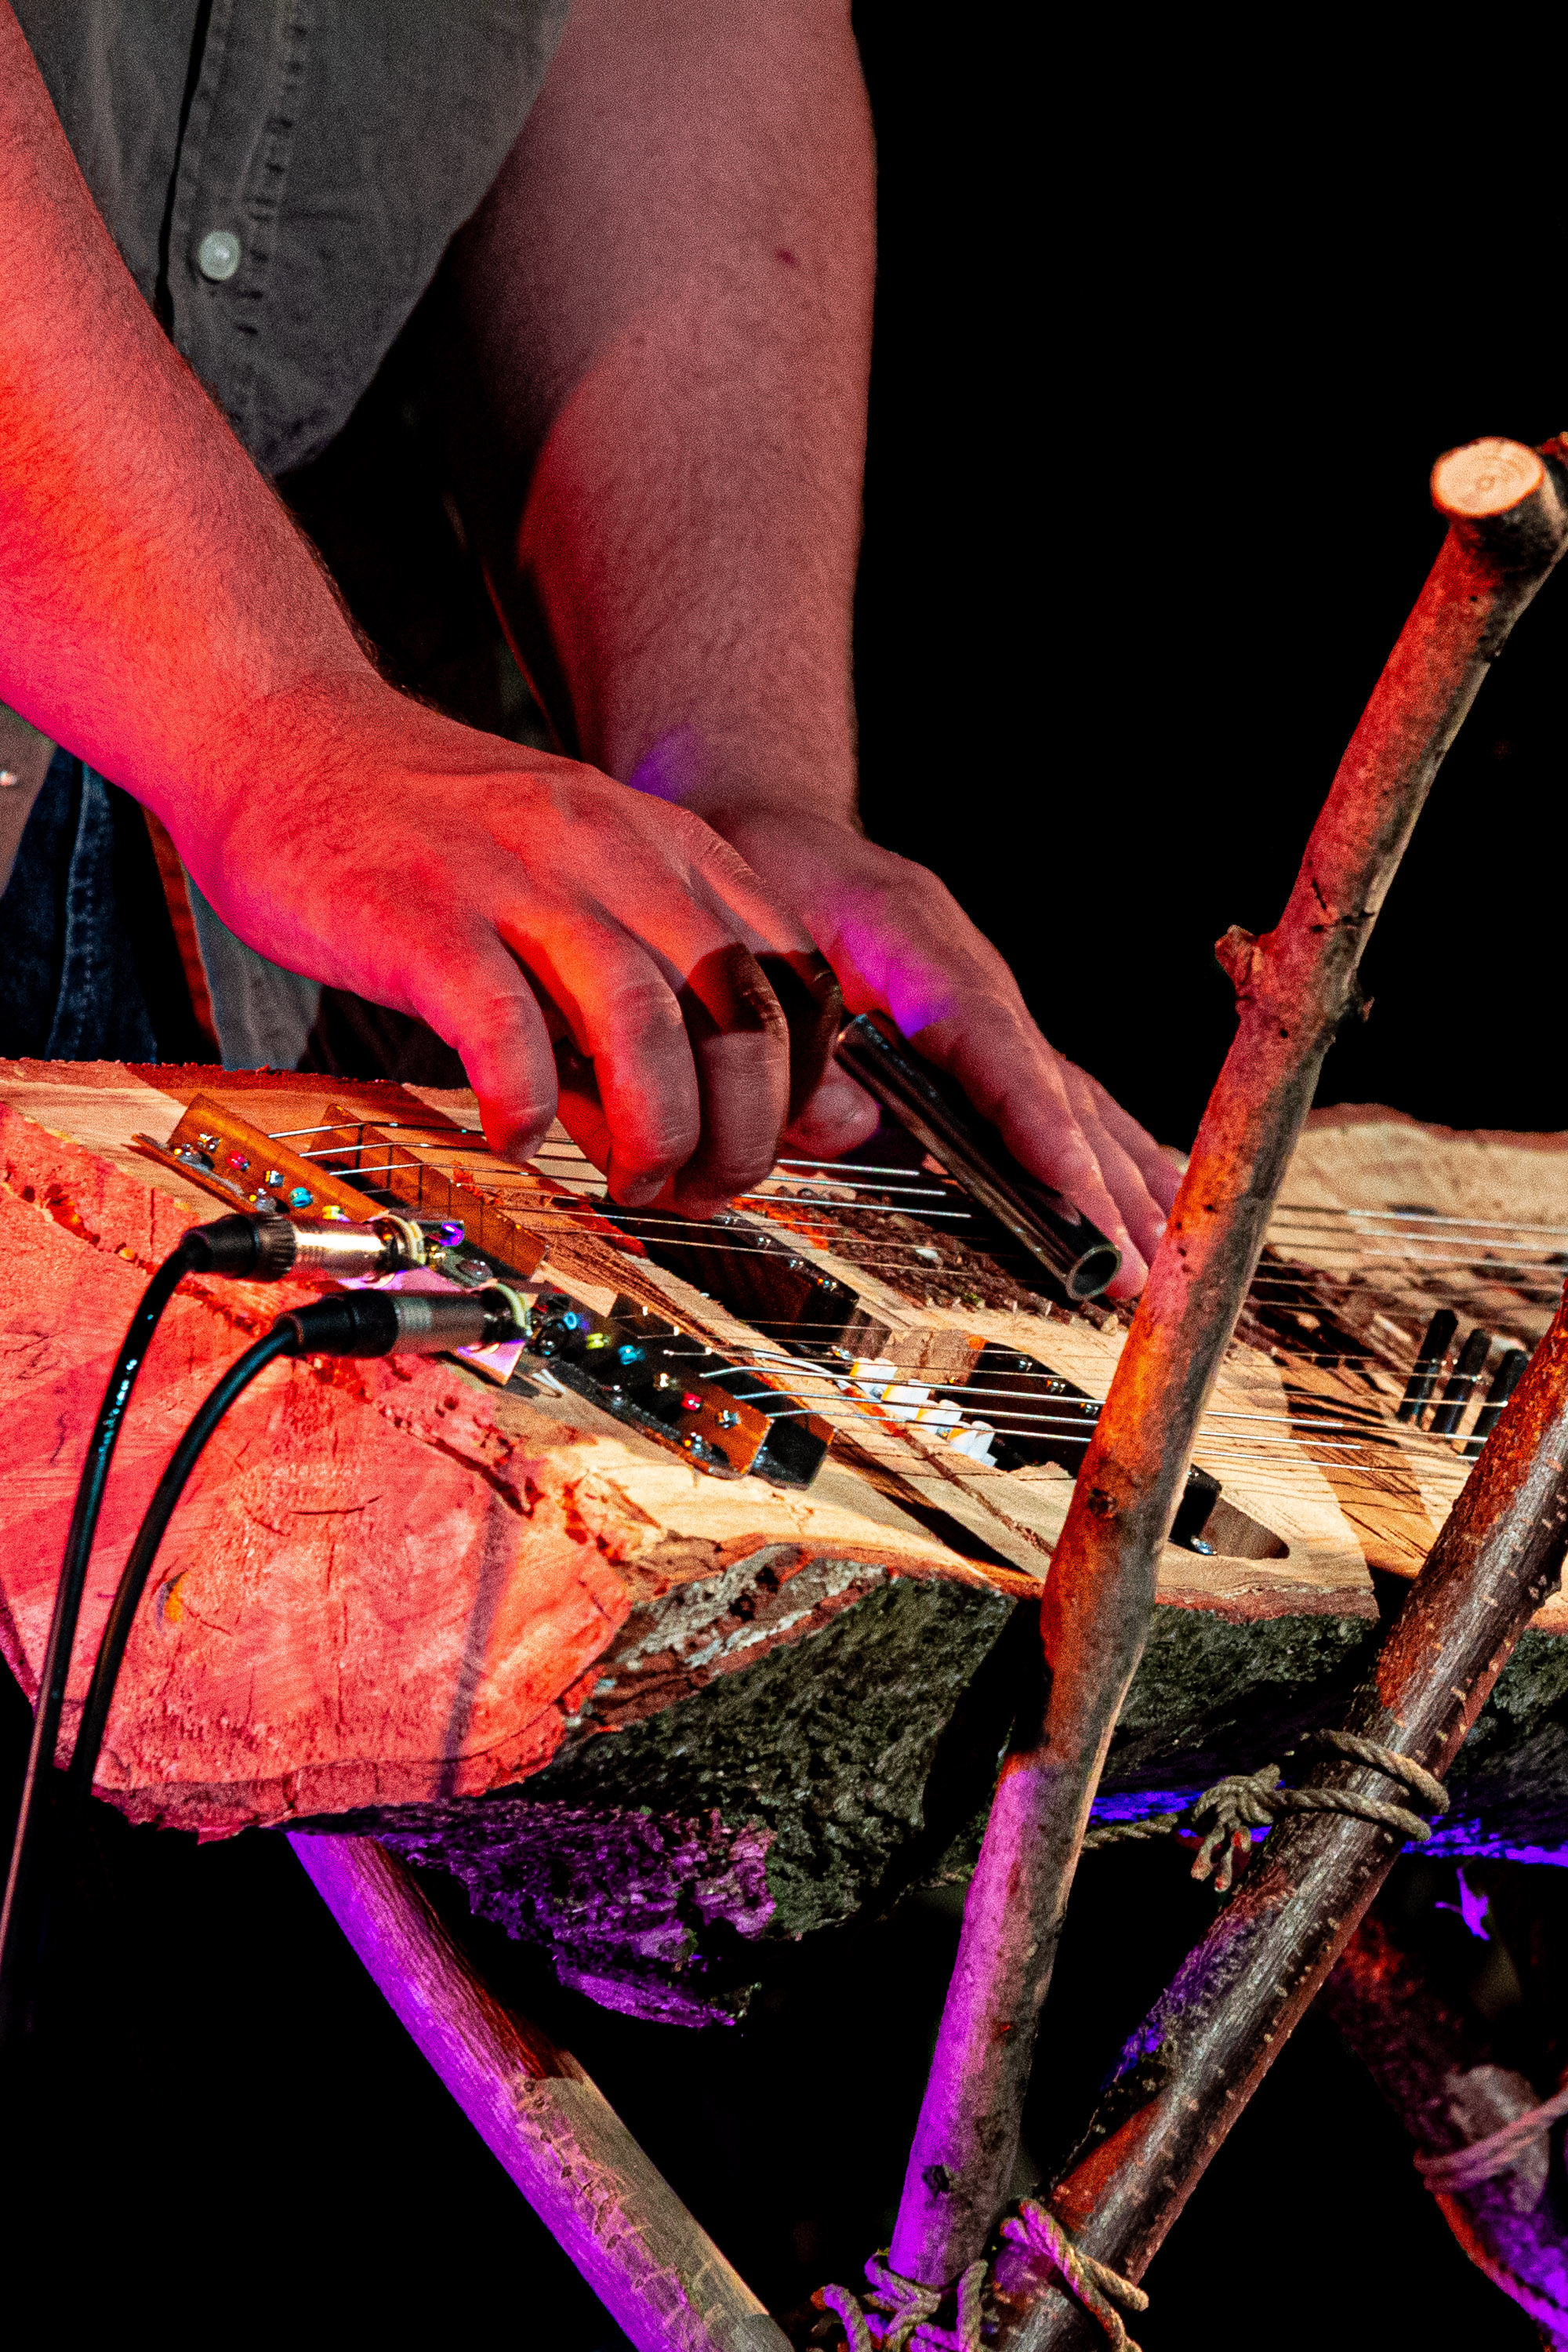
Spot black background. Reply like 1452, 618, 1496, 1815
6, 18, 1566, 2348
852, 23, 1566, 1152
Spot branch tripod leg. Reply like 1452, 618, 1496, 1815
996, 1272, 1568, 2346
290, 1833, 787, 2352
890, 436, 1568, 2288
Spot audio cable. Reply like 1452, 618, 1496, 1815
0, 1210, 492, 2056
64, 1286, 524, 1810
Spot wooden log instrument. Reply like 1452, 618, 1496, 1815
1, 1057, 1566, 2027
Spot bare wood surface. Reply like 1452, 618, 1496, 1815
0, 1073, 1041, 1823
290, 1833, 786, 2352
889, 440, 1568, 2285
1000, 1281, 1568, 2347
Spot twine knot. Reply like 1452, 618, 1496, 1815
1083, 1731, 1450, 1890
1187, 1765, 1282, 1890
1002, 2201, 1149, 2352
813, 2252, 985, 2351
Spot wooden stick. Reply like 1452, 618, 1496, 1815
289, 1834, 787, 2352
1319, 1911, 1568, 2344
888, 437, 1568, 2287
993, 1277, 1568, 2347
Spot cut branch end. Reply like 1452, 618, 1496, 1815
1431, 439, 1568, 571
1432, 438, 1544, 520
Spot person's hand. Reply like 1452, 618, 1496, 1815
699, 805, 1181, 1297
171, 679, 829, 1218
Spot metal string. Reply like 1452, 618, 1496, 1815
252, 1120, 1520, 1471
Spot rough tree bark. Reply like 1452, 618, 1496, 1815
291, 1835, 787, 2352
996, 1274, 1568, 2347
890, 437, 1568, 2286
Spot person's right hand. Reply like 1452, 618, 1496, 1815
173, 677, 826, 1218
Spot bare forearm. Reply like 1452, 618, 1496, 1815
0, 5, 382, 814
0, 2, 837, 1217
445, 0, 873, 824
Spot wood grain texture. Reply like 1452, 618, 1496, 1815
0, 1069, 1024, 1841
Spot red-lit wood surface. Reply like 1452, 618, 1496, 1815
0, 1061, 1029, 1834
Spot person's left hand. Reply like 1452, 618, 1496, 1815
704, 806, 1181, 1298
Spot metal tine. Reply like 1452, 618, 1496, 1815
672, 1312, 1396, 1370
281, 1127, 960, 1200
779, 1155, 962, 1179
1257, 1249, 1567, 1269
1427, 1327, 1494, 1438
267, 1121, 488, 1141
753, 1179, 957, 1200
722, 1357, 1359, 1430
1464, 1347, 1530, 1457
705, 1359, 1384, 1446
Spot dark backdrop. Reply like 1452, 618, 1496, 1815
852, 14, 1567, 1147
4, 21, 1561, 2350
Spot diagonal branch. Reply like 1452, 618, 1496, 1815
996, 1259, 1568, 2346
291, 1834, 788, 2352
1320, 1911, 1568, 2346
887, 435, 1568, 2288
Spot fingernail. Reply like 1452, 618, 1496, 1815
674, 1193, 732, 1221
614, 1173, 665, 1208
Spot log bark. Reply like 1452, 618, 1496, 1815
890, 438, 1568, 2285
996, 1276, 1568, 2347
1319, 1911, 1568, 2347
291, 1834, 786, 2352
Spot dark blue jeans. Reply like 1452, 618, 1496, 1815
0, 751, 167, 1060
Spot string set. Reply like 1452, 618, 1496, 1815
250, 1116, 1514, 1485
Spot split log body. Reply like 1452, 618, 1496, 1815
2, 1063, 1567, 2027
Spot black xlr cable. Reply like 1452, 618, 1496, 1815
0, 1214, 486, 2058
64, 1286, 523, 1808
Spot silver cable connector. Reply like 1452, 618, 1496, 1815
368, 1286, 526, 1356
272, 1212, 428, 1281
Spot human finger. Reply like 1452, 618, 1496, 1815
495, 905, 793, 1209
560, 949, 699, 1206
1062, 1061, 1184, 1217
401, 933, 563, 1165
669, 942, 791, 1214
910, 997, 1150, 1297
781, 1062, 880, 1160
1058, 1062, 1170, 1272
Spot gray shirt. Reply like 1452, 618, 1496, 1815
6, 3, 571, 1057
16, 0, 571, 474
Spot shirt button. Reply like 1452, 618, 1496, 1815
196, 230, 241, 282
